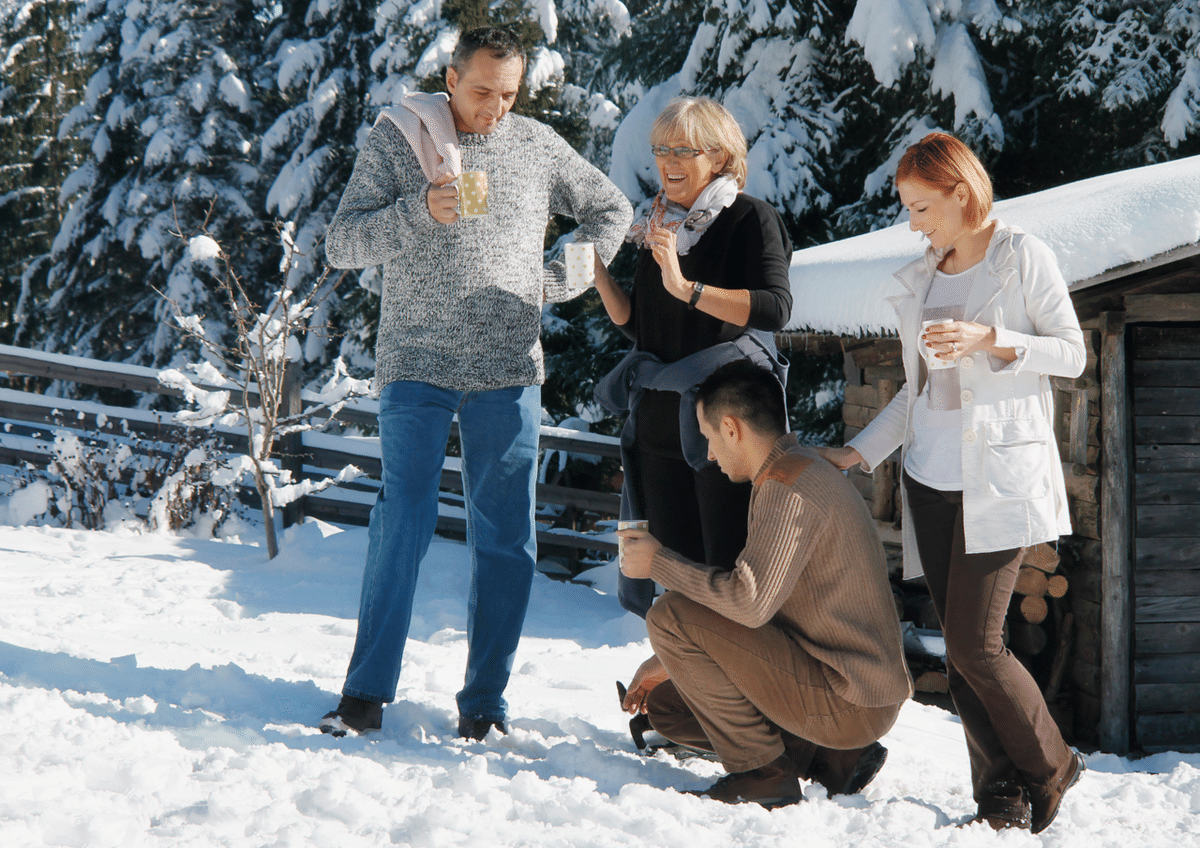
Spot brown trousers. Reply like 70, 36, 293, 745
903, 473, 1071, 802
646, 591, 901, 774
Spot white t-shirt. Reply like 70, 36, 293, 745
904, 266, 977, 491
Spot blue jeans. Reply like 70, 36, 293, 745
342, 379, 540, 722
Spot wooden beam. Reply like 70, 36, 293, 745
1099, 310, 1133, 754
870, 379, 898, 521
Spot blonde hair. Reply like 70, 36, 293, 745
650, 97, 748, 189
896, 132, 993, 229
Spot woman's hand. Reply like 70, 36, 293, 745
645, 225, 692, 301
922, 320, 1016, 364
593, 254, 631, 325
814, 446, 866, 471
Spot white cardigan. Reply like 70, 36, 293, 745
849, 221, 1086, 579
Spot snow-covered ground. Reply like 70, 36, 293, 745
1, 519, 1197, 847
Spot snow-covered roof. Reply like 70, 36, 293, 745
786, 155, 1200, 336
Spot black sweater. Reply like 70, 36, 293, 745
617, 192, 793, 454
618, 192, 793, 363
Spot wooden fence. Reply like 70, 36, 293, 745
0, 344, 621, 557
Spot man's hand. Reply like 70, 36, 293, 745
617, 527, 662, 580
622, 653, 670, 715
427, 173, 459, 224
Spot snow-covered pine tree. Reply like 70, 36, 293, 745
0, 0, 91, 344
257, 0, 379, 377
545, 0, 632, 170
1032, 0, 1200, 175
836, 0, 1200, 236
833, 0, 1020, 236
38, 0, 278, 385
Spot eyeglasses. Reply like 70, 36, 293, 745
650, 144, 717, 159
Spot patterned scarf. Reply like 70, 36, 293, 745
626, 175, 739, 256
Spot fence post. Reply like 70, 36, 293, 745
280, 360, 305, 528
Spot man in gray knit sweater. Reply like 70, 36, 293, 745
619, 362, 911, 806
319, 26, 631, 741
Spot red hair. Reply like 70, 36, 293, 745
896, 133, 993, 228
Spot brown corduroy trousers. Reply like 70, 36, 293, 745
645, 591, 901, 774
903, 473, 1072, 803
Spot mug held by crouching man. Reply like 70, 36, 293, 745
618, 361, 912, 807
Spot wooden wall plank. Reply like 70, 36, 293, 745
1132, 359, 1200, 388
1136, 682, 1200, 713
1134, 387, 1200, 416
1135, 653, 1200, 683
1124, 294, 1200, 324
1135, 473, 1200, 505
1136, 622, 1200, 655
1135, 416, 1200, 444
1136, 444, 1200, 473
1136, 596, 1200, 623
1136, 538, 1200, 570
1132, 326, 1200, 359
1136, 505, 1200, 537
1136, 571, 1200, 597
1136, 713, 1200, 748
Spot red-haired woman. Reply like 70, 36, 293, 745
819, 132, 1086, 832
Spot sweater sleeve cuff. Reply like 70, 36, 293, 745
991, 325, 1035, 372
543, 261, 588, 303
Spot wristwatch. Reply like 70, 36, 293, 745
688, 281, 705, 309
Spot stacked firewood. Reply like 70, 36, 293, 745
1008, 542, 1069, 656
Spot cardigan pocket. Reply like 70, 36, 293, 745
982, 418, 1052, 500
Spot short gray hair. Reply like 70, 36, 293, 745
650, 97, 748, 190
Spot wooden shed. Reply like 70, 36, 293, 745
780, 155, 1200, 754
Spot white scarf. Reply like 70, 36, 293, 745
626, 176, 739, 255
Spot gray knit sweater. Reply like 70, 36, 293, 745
325, 113, 632, 392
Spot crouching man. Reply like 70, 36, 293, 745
617, 361, 912, 807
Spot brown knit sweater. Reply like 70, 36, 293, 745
649, 434, 913, 708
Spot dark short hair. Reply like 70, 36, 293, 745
451, 26, 526, 73
695, 361, 787, 438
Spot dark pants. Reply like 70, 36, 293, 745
618, 391, 752, 617
903, 473, 1071, 803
